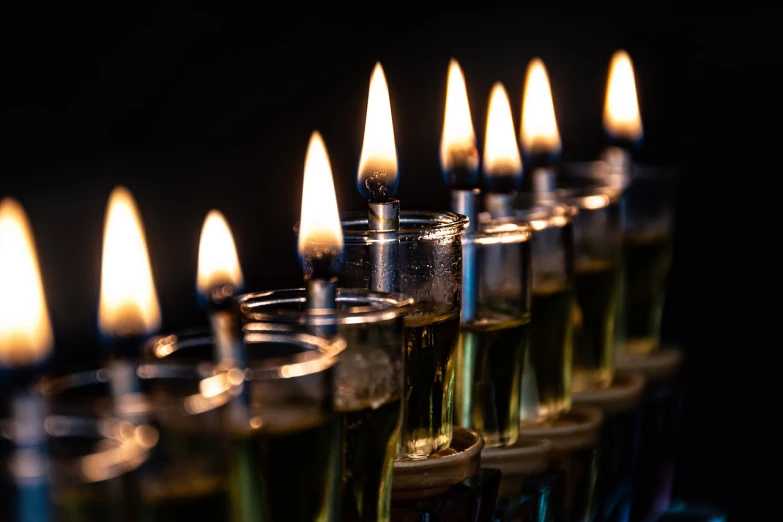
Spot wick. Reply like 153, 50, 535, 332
303, 252, 338, 336
365, 171, 389, 203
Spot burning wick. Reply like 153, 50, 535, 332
440, 58, 479, 322
0, 198, 54, 522
520, 57, 562, 195
98, 186, 161, 414
358, 62, 400, 293
483, 81, 524, 219
300, 131, 343, 335
602, 50, 643, 181
197, 210, 246, 366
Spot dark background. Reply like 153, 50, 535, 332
2, 4, 781, 518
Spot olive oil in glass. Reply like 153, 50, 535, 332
455, 312, 530, 447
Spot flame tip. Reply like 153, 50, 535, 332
300, 125, 343, 258
484, 80, 521, 178
521, 57, 561, 154
358, 57, 398, 192
604, 49, 642, 140
99, 186, 161, 337
0, 195, 53, 364
490, 81, 506, 93
198, 207, 243, 294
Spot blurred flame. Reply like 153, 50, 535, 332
197, 210, 244, 295
484, 82, 522, 177
357, 62, 398, 194
440, 59, 478, 173
520, 58, 561, 155
0, 199, 53, 366
603, 50, 643, 141
98, 186, 161, 338
298, 131, 343, 258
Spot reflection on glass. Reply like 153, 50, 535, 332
240, 289, 411, 522
336, 211, 468, 460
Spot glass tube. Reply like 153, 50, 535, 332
239, 289, 411, 522
331, 211, 469, 460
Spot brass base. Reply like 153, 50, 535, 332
391, 427, 484, 499
518, 406, 603, 456
616, 346, 683, 383
482, 438, 551, 500
572, 372, 646, 416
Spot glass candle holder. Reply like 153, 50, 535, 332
509, 198, 579, 425
573, 372, 645, 522
518, 406, 603, 522
335, 211, 469, 460
616, 348, 683, 522
543, 169, 623, 392
1, 414, 156, 522
44, 330, 345, 522
239, 289, 412, 522
454, 219, 533, 448
618, 165, 678, 357
145, 330, 346, 522
482, 438, 552, 522
43, 358, 241, 520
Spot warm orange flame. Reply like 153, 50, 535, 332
197, 210, 244, 294
0, 199, 53, 366
603, 50, 643, 141
299, 131, 343, 258
98, 187, 161, 338
520, 58, 561, 155
357, 62, 398, 190
440, 59, 478, 172
484, 82, 522, 177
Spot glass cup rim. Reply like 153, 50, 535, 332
295, 210, 469, 245
562, 159, 681, 192
239, 288, 413, 327
0, 414, 156, 484
147, 329, 347, 381
484, 197, 578, 231
546, 184, 621, 211
462, 218, 534, 245
42, 363, 242, 419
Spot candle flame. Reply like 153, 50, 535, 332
357, 62, 398, 200
299, 131, 343, 259
197, 210, 244, 295
603, 50, 643, 142
520, 58, 561, 156
98, 186, 161, 338
0, 199, 53, 367
440, 59, 478, 180
484, 82, 522, 178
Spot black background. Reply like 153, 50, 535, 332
2, 4, 781, 518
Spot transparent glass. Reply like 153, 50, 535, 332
454, 219, 533, 448
44, 330, 345, 522
145, 330, 345, 522
543, 168, 623, 392
1, 414, 156, 522
619, 165, 678, 356
44, 360, 239, 520
513, 198, 578, 424
238, 289, 412, 522
333, 211, 469, 460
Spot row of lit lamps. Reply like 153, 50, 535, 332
0, 50, 641, 397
